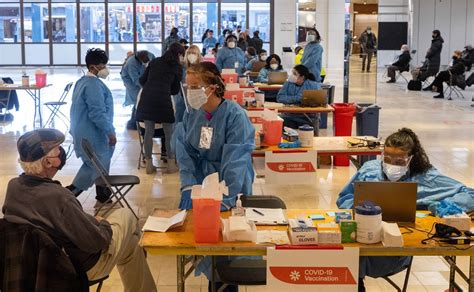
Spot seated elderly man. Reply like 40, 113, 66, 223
2, 129, 156, 292
386, 44, 411, 83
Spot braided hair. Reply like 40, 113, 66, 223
385, 128, 432, 176
187, 62, 226, 98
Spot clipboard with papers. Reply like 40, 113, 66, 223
245, 208, 288, 225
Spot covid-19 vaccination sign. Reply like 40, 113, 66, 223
265, 150, 318, 184
267, 247, 359, 291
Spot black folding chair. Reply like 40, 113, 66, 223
81, 138, 140, 219
88, 275, 109, 292
380, 257, 414, 292
43, 82, 73, 128
215, 195, 287, 292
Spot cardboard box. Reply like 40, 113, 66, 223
441, 213, 471, 231
288, 218, 318, 245
340, 220, 357, 243
317, 222, 341, 244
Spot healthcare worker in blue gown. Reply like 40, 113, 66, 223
173, 62, 255, 292
301, 29, 323, 83
336, 128, 474, 291
277, 64, 321, 135
120, 50, 155, 130
215, 34, 246, 75
67, 48, 116, 206
256, 54, 285, 83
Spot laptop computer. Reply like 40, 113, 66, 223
301, 89, 327, 107
353, 181, 417, 223
268, 71, 288, 85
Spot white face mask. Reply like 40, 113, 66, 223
306, 34, 316, 43
287, 72, 298, 83
260, 55, 267, 62
228, 41, 236, 49
270, 64, 279, 70
97, 67, 110, 79
187, 54, 198, 64
382, 162, 408, 182
186, 88, 209, 109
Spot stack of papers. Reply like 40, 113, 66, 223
245, 208, 288, 225
257, 230, 290, 244
142, 210, 187, 232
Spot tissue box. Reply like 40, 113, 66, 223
340, 220, 357, 243
288, 218, 318, 245
381, 222, 404, 247
221, 217, 257, 242
317, 223, 341, 244
441, 213, 471, 231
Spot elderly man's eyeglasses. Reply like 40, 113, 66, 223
382, 154, 413, 166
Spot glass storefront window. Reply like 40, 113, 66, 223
23, 3, 49, 42
221, 1, 246, 32
137, 2, 162, 42
192, 0, 217, 43
0, 4, 21, 43
249, 0, 270, 42
164, 0, 189, 41
109, 3, 133, 42
51, 3, 77, 42
80, 3, 105, 42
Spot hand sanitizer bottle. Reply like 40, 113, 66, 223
232, 194, 245, 216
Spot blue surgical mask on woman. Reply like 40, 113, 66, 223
186, 87, 209, 110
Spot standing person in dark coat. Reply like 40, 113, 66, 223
386, 44, 412, 83
251, 31, 263, 54
137, 43, 185, 174
411, 30, 444, 81
359, 26, 377, 72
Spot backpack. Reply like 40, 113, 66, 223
466, 72, 474, 87
407, 80, 422, 91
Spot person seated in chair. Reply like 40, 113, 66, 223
2, 129, 157, 292
257, 54, 285, 83
336, 128, 474, 292
386, 44, 411, 83
461, 45, 474, 71
423, 50, 467, 98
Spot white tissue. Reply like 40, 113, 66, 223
263, 108, 280, 121
191, 172, 228, 201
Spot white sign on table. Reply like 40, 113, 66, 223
267, 247, 359, 291
265, 150, 317, 184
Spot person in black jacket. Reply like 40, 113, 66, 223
386, 44, 411, 83
251, 31, 264, 54
412, 30, 444, 81
137, 43, 185, 174
461, 45, 474, 71
423, 50, 466, 98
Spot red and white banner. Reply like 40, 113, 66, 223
265, 150, 317, 184
267, 247, 359, 291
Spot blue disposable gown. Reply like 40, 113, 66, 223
203, 36, 218, 51
277, 79, 321, 126
70, 75, 115, 190
257, 67, 285, 83
301, 42, 323, 83
218, 35, 226, 46
336, 159, 474, 278
121, 53, 155, 106
172, 68, 187, 123
245, 56, 258, 71
174, 99, 255, 210
174, 99, 256, 279
215, 47, 246, 75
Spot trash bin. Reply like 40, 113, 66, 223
356, 103, 381, 165
319, 84, 335, 129
332, 103, 356, 166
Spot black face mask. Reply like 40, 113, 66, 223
57, 146, 67, 170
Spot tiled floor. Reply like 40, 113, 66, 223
0, 67, 473, 291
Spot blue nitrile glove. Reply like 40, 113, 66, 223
179, 189, 192, 210
428, 200, 464, 217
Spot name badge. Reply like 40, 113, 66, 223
199, 126, 214, 149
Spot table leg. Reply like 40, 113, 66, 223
211, 256, 216, 292
177, 255, 185, 292
37, 89, 43, 128
448, 256, 456, 292
469, 256, 473, 292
